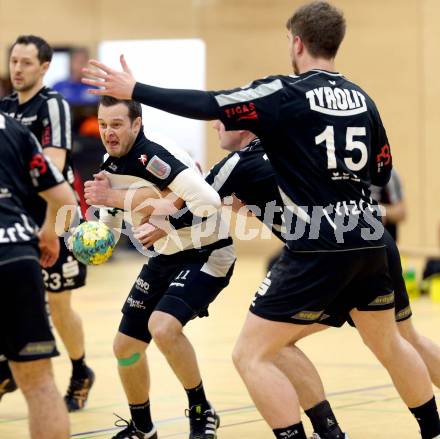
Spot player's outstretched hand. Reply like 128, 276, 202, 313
38, 228, 60, 268
82, 54, 135, 99
84, 172, 112, 206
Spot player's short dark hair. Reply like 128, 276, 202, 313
99, 96, 142, 123
12, 35, 53, 63
286, 1, 346, 59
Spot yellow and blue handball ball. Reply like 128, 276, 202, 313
71, 221, 115, 265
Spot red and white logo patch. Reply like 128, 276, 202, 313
138, 154, 148, 165
146, 155, 171, 180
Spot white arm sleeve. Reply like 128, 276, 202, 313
99, 207, 124, 244
168, 168, 221, 216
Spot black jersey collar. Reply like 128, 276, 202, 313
16, 86, 48, 108
246, 137, 261, 150
310, 69, 343, 77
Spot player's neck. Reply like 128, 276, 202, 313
17, 80, 44, 105
298, 58, 336, 75
240, 134, 257, 149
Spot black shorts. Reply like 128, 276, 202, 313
251, 245, 394, 325
0, 244, 58, 362
320, 230, 411, 327
119, 239, 236, 343
42, 237, 87, 293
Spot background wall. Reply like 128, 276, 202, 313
0, 0, 438, 253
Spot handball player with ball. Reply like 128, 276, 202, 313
84, 97, 235, 439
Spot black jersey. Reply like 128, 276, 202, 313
100, 131, 188, 189
0, 112, 64, 246
205, 138, 285, 241
0, 87, 76, 226
210, 70, 393, 251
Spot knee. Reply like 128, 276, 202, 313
360, 330, 400, 362
47, 292, 71, 319
398, 321, 421, 347
113, 334, 137, 359
232, 340, 255, 376
148, 313, 181, 351
12, 360, 53, 395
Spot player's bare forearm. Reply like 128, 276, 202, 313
382, 201, 406, 224
106, 186, 184, 217
43, 147, 67, 172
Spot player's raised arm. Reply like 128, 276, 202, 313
82, 55, 282, 131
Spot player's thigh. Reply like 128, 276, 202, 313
350, 308, 398, 349
234, 311, 312, 363
155, 244, 236, 326
42, 238, 87, 293
9, 358, 54, 391
119, 257, 175, 344
251, 248, 354, 325
346, 247, 395, 313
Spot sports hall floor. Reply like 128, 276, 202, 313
1, 250, 439, 438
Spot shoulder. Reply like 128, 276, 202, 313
39, 87, 70, 109
0, 93, 18, 110
1, 92, 18, 103
0, 112, 32, 145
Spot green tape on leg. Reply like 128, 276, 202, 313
118, 352, 141, 367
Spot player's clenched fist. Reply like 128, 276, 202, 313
84, 172, 112, 206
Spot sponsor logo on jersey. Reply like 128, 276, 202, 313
138, 154, 148, 165
146, 155, 171, 180
280, 430, 299, 438
126, 296, 146, 309
19, 115, 38, 125
376, 144, 392, 166
0, 188, 11, 199
368, 292, 394, 306
42, 125, 51, 146
306, 87, 367, 116
62, 257, 80, 278
19, 341, 56, 356
224, 102, 258, 121
135, 277, 150, 293
29, 153, 48, 187
291, 310, 324, 321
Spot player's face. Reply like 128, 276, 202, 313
9, 44, 48, 92
98, 103, 141, 157
213, 120, 242, 152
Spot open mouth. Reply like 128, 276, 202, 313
107, 140, 119, 148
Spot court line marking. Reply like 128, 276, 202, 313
71, 383, 395, 438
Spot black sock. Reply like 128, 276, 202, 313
71, 355, 89, 380
129, 400, 153, 433
273, 422, 307, 438
409, 397, 440, 439
0, 358, 12, 380
305, 400, 344, 438
185, 381, 209, 409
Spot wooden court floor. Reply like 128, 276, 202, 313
1, 251, 439, 438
